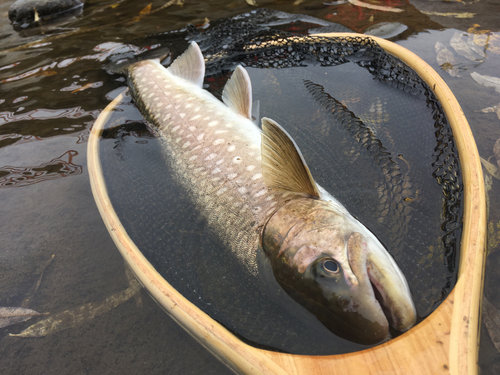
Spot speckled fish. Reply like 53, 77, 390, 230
126, 42, 416, 345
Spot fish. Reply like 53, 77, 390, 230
126, 41, 416, 345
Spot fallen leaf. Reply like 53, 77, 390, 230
480, 103, 500, 121
494, 139, 500, 168
435, 41, 460, 77
0, 307, 46, 329
139, 3, 152, 15
481, 156, 500, 180
71, 81, 103, 94
34, 8, 40, 23
10, 282, 141, 337
483, 297, 500, 353
22, 254, 55, 307
421, 11, 475, 18
348, 0, 403, 12
245, 0, 257, 6
471, 72, 500, 94
450, 31, 483, 61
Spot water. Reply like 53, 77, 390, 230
0, 0, 499, 373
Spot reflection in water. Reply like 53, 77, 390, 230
0, 106, 97, 126
0, 42, 160, 84
0, 150, 81, 188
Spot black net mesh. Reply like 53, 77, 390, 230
100, 9, 463, 355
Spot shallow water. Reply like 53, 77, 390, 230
0, 0, 499, 373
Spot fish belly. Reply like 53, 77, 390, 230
129, 61, 283, 274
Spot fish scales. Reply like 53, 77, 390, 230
128, 60, 292, 274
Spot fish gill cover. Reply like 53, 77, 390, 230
99, 9, 462, 355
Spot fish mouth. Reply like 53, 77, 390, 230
346, 231, 416, 337
365, 249, 417, 333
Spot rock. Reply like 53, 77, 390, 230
8, 0, 83, 25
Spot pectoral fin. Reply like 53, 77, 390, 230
167, 42, 205, 87
222, 66, 253, 120
261, 117, 320, 198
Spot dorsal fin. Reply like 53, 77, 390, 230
167, 42, 205, 87
261, 117, 320, 198
222, 66, 252, 119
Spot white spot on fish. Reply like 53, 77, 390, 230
266, 208, 276, 216
175, 137, 181, 143
246, 165, 255, 171
252, 173, 262, 181
216, 187, 227, 196
208, 121, 219, 127
166, 104, 172, 109
194, 107, 200, 112
215, 130, 227, 134
172, 125, 180, 132
212, 167, 221, 174
205, 153, 217, 161
254, 188, 266, 197
174, 94, 182, 99
216, 159, 224, 165
182, 141, 190, 149
191, 115, 201, 121
203, 117, 211, 121
164, 114, 171, 121
189, 126, 196, 131
227, 145, 235, 152
148, 93, 154, 98
185, 103, 192, 108
189, 155, 198, 161
175, 105, 181, 110
233, 156, 242, 164
197, 133, 205, 141
228, 173, 237, 180
238, 187, 247, 195
179, 113, 186, 118
213, 139, 224, 145
212, 177, 221, 182
232, 202, 242, 208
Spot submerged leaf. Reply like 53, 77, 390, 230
494, 139, 500, 168
10, 282, 141, 338
471, 72, 500, 94
483, 297, 500, 353
450, 31, 483, 62
421, 11, 475, 18
348, 0, 403, 12
481, 157, 500, 180
435, 41, 460, 77
0, 307, 46, 329
139, 3, 152, 15
480, 103, 500, 121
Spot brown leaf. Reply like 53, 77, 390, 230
139, 3, 152, 15
483, 297, 500, 353
0, 307, 46, 329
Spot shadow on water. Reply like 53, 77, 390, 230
0, 0, 499, 373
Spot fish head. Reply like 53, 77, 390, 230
262, 198, 416, 345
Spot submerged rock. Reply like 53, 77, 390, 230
8, 0, 83, 26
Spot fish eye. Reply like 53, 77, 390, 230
320, 259, 339, 274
